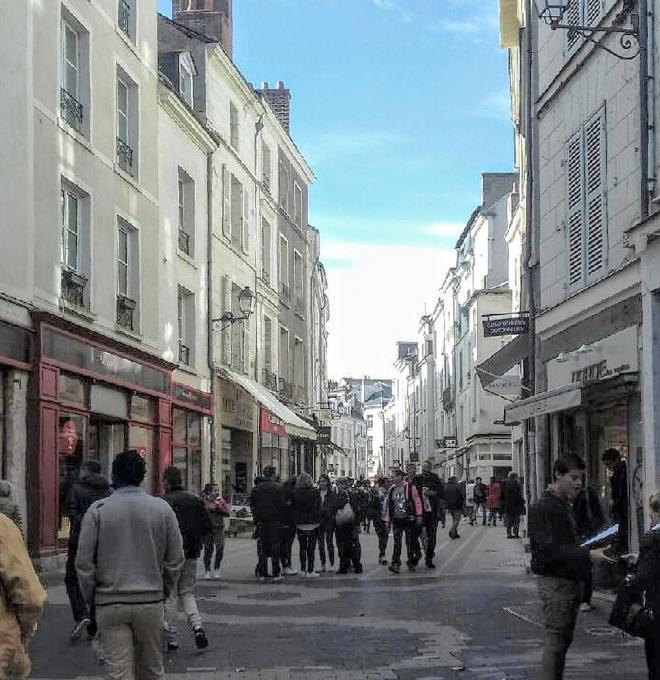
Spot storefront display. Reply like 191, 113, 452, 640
173, 408, 202, 493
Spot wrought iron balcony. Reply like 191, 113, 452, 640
116, 294, 136, 330
116, 137, 134, 173
60, 88, 83, 131
263, 369, 278, 391
262, 174, 271, 193
178, 228, 191, 255
280, 282, 290, 305
179, 342, 191, 365
118, 0, 131, 37
61, 268, 87, 308
261, 267, 270, 284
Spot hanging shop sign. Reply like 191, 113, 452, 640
317, 426, 332, 445
443, 437, 458, 449
482, 314, 529, 337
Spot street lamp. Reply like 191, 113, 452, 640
534, 0, 639, 60
211, 286, 255, 332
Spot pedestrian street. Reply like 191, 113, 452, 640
30, 522, 648, 680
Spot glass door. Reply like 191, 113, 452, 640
129, 425, 155, 493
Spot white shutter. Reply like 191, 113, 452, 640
585, 109, 606, 278
565, 0, 581, 54
222, 275, 232, 364
567, 129, 585, 288
264, 316, 272, 372
586, 0, 603, 26
242, 317, 250, 374
222, 165, 231, 238
242, 187, 250, 254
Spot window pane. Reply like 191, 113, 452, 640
118, 229, 128, 261
173, 447, 188, 488
188, 414, 201, 446
117, 80, 128, 114
191, 448, 202, 494
67, 230, 78, 269
68, 194, 78, 232
173, 408, 187, 443
118, 262, 128, 295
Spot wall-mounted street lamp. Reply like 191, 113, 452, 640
535, 0, 639, 60
211, 286, 255, 332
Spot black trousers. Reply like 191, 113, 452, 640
65, 532, 88, 623
257, 521, 281, 577
297, 527, 318, 573
374, 517, 389, 557
645, 635, 660, 679
335, 524, 361, 571
422, 512, 438, 563
391, 519, 416, 567
279, 523, 297, 569
318, 523, 335, 566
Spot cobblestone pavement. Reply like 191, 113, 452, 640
30, 520, 648, 679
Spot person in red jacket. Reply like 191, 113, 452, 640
486, 477, 502, 527
384, 469, 423, 574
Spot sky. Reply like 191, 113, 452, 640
157, 0, 514, 381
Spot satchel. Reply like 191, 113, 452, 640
335, 501, 355, 526
609, 573, 655, 638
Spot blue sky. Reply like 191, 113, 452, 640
157, 0, 513, 378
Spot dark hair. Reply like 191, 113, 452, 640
203, 482, 217, 495
82, 460, 102, 474
393, 468, 404, 477
163, 466, 183, 488
262, 466, 276, 478
553, 455, 585, 480
112, 450, 146, 488
602, 448, 621, 464
475, 477, 482, 482
318, 474, 330, 485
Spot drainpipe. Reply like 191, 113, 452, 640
645, 0, 656, 202
206, 150, 217, 484
640, 0, 651, 219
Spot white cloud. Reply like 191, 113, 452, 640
324, 240, 456, 379
420, 222, 465, 237
434, 19, 482, 34
475, 88, 511, 121
303, 130, 407, 164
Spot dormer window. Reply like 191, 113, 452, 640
179, 61, 193, 107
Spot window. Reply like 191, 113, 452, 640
262, 143, 272, 192
179, 63, 193, 107
367, 415, 373, 428
279, 327, 290, 381
60, 180, 89, 308
118, 0, 136, 42
261, 219, 271, 283
229, 102, 239, 150
459, 351, 464, 390
61, 20, 81, 131
61, 189, 79, 272
177, 288, 194, 366
293, 250, 303, 315
116, 68, 138, 177
173, 409, 202, 494
230, 283, 247, 373
116, 219, 139, 330
565, 0, 602, 54
279, 161, 289, 214
230, 175, 243, 248
177, 169, 195, 256
293, 182, 303, 229
566, 107, 607, 289
279, 235, 290, 303
263, 316, 273, 373
293, 337, 303, 388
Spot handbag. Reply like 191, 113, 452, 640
335, 501, 355, 526
609, 573, 655, 638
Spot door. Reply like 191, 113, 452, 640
129, 425, 155, 493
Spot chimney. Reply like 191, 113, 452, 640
172, 0, 233, 59
257, 80, 291, 133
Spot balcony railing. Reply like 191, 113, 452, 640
261, 267, 270, 284
179, 342, 191, 366
178, 228, 191, 255
293, 385, 305, 406
118, 0, 131, 36
61, 268, 87, 308
263, 369, 278, 391
60, 88, 83, 131
442, 386, 454, 413
263, 173, 271, 193
280, 282, 290, 305
116, 137, 134, 173
116, 294, 136, 330
279, 379, 294, 401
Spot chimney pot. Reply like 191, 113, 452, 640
261, 81, 269, 89
277, 81, 285, 90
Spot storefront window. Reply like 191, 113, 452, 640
172, 408, 203, 494
129, 424, 155, 494
59, 373, 86, 406
58, 413, 87, 538
131, 394, 156, 423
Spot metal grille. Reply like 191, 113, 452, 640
60, 88, 83, 131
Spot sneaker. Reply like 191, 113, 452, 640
204, 570, 212, 579
284, 566, 298, 576
408, 564, 416, 573
272, 575, 284, 582
213, 570, 221, 578
579, 602, 593, 612
388, 564, 400, 574
258, 576, 266, 583
337, 567, 348, 574
354, 564, 363, 574
71, 617, 91, 642
326, 565, 335, 573
426, 561, 436, 569
320, 564, 327, 573
194, 627, 209, 650
379, 557, 388, 565
166, 634, 179, 651
306, 571, 320, 578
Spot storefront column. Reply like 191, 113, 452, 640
4, 369, 29, 534
156, 398, 173, 495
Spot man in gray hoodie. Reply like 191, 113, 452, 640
76, 450, 184, 680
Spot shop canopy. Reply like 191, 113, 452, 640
220, 368, 317, 441
476, 334, 528, 389
504, 384, 583, 424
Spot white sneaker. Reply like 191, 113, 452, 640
258, 576, 266, 582
272, 575, 284, 582
579, 602, 593, 612
284, 567, 298, 576
326, 565, 335, 573
306, 571, 320, 578
204, 571, 212, 579
212, 570, 220, 579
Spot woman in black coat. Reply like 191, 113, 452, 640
293, 473, 322, 578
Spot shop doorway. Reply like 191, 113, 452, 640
89, 417, 126, 483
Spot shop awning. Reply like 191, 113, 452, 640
504, 384, 583, 424
476, 334, 528, 389
220, 368, 317, 441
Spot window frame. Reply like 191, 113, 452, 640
229, 102, 239, 150
179, 62, 193, 107
117, 224, 130, 297
116, 76, 129, 144
61, 188, 80, 272
293, 181, 303, 229
62, 19, 79, 101
261, 218, 271, 283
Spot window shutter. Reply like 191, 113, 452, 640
222, 275, 232, 364
222, 165, 231, 238
264, 316, 272, 372
565, 0, 581, 53
585, 109, 606, 278
242, 317, 250, 374
586, 0, 603, 26
242, 188, 250, 254
566, 129, 585, 287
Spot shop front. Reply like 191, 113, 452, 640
29, 313, 175, 558
259, 407, 289, 477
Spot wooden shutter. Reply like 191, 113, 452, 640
586, 0, 603, 26
565, 0, 581, 53
585, 109, 606, 278
242, 316, 250, 374
567, 129, 585, 288
242, 187, 250, 254
264, 316, 272, 371
222, 275, 232, 364
222, 165, 231, 237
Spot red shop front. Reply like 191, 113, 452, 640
29, 313, 175, 558
258, 407, 288, 477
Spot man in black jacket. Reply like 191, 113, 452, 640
66, 460, 110, 640
250, 466, 284, 580
445, 476, 465, 539
415, 460, 444, 568
503, 471, 525, 539
529, 455, 614, 679
163, 466, 212, 650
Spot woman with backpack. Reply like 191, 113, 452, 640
384, 468, 423, 574
293, 473, 322, 578
333, 479, 364, 574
